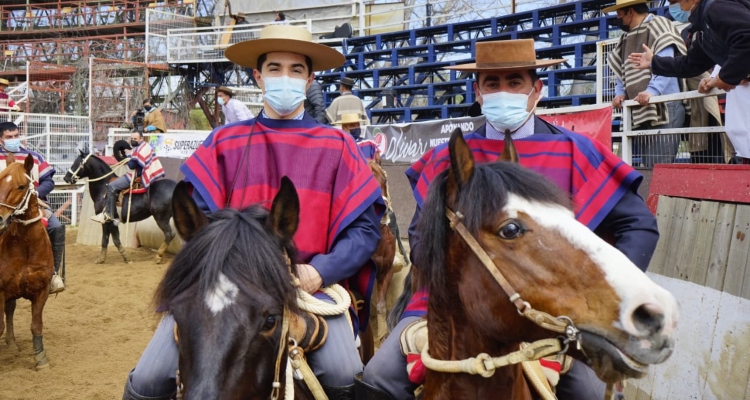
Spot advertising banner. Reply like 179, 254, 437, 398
147, 133, 209, 159
538, 106, 613, 149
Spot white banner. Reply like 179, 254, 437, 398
146, 133, 209, 159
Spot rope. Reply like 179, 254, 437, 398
420, 338, 563, 378
284, 356, 294, 400
84, 158, 130, 182
288, 342, 329, 400
0, 173, 43, 225
296, 284, 350, 316
123, 173, 135, 248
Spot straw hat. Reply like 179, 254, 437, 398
225, 25, 345, 71
216, 86, 233, 96
0, 78, 9, 86
446, 39, 565, 72
335, 113, 367, 125
602, 0, 649, 13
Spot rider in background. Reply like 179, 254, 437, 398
90, 131, 165, 224
0, 121, 66, 294
336, 112, 380, 162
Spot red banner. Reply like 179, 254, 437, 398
539, 106, 612, 148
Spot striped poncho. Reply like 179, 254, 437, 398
357, 139, 381, 162
128, 141, 165, 188
608, 15, 687, 127
402, 124, 643, 319
181, 114, 385, 327
0, 148, 55, 198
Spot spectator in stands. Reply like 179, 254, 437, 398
305, 80, 328, 123
216, 86, 254, 124
273, 10, 290, 25
0, 121, 66, 294
361, 38, 659, 400
0, 78, 18, 110
130, 99, 167, 133
326, 77, 368, 125
606, 0, 687, 167
121, 25, 383, 400
629, 0, 750, 93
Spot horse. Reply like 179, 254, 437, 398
0, 153, 54, 369
414, 130, 678, 399
63, 144, 176, 264
156, 178, 321, 399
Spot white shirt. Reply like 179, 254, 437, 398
222, 98, 255, 124
485, 116, 535, 140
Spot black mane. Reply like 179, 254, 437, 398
417, 161, 571, 299
154, 206, 298, 312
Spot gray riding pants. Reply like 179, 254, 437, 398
126, 301, 362, 397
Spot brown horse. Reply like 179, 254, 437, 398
0, 153, 54, 369
416, 130, 678, 399
367, 160, 397, 321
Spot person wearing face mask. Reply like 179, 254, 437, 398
90, 131, 165, 225
121, 25, 384, 400
0, 121, 66, 294
605, 0, 688, 167
216, 86, 254, 124
361, 39, 659, 400
130, 99, 167, 133
336, 112, 380, 161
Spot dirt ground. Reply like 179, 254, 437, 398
0, 228, 171, 400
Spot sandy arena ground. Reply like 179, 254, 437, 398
0, 228, 170, 400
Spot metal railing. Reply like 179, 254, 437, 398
48, 184, 86, 226
595, 38, 619, 117
617, 89, 727, 166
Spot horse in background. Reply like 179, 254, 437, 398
156, 178, 317, 399
415, 130, 678, 399
63, 143, 176, 264
0, 153, 54, 369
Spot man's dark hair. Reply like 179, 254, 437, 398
623, 4, 649, 14
0, 121, 19, 136
132, 131, 144, 138
143, 99, 152, 105
476, 69, 539, 83
256, 54, 313, 75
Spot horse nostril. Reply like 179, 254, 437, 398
632, 303, 666, 336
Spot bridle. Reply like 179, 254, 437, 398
0, 171, 42, 226
66, 153, 93, 183
418, 208, 580, 378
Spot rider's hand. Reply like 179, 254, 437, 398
612, 95, 626, 108
296, 264, 323, 294
145, 125, 157, 132
628, 44, 654, 70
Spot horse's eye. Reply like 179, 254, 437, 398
498, 221, 524, 239
262, 315, 279, 332
17, 185, 26, 190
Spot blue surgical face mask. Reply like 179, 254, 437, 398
669, 4, 690, 23
3, 138, 21, 152
262, 75, 308, 117
480, 87, 536, 133
217, 97, 225, 106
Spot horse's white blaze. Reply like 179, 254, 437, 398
5, 176, 11, 183
504, 194, 679, 338
205, 272, 239, 315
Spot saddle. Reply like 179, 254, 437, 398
399, 319, 573, 400
113, 177, 147, 206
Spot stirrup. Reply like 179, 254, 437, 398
50, 275, 66, 294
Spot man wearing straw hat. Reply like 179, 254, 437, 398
605, 0, 688, 167
216, 86, 254, 124
361, 39, 659, 400
121, 25, 384, 400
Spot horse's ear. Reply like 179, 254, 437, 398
23, 154, 34, 174
498, 132, 519, 163
447, 128, 474, 198
269, 176, 300, 241
172, 181, 209, 242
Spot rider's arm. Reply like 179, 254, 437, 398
36, 170, 55, 199
407, 204, 424, 267
308, 204, 381, 286
596, 190, 659, 272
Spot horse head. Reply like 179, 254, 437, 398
64, 147, 91, 184
420, 129, 678, 389
156, 178, 300, 399
0, 154, 37, 233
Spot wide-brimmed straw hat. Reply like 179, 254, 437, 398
0, 78, 9, 86
216, 86, 233, 96
446, 39, 565, 72
334, 113, 367, 125
225, 25, 345, 71
602, 0, 649, 13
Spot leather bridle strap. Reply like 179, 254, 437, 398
270, 306, 291, 400
445, 208, 576, 338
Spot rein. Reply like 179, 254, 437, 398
419, 208, 581, 377
0, 172, 43, 226
67, 153, 129, 183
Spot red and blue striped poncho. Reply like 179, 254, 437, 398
128, 141, 165, 188
181, 114, 385, 327
356, 139, 381, 161
402, 123, 642, 318
0, 148, 55, 198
